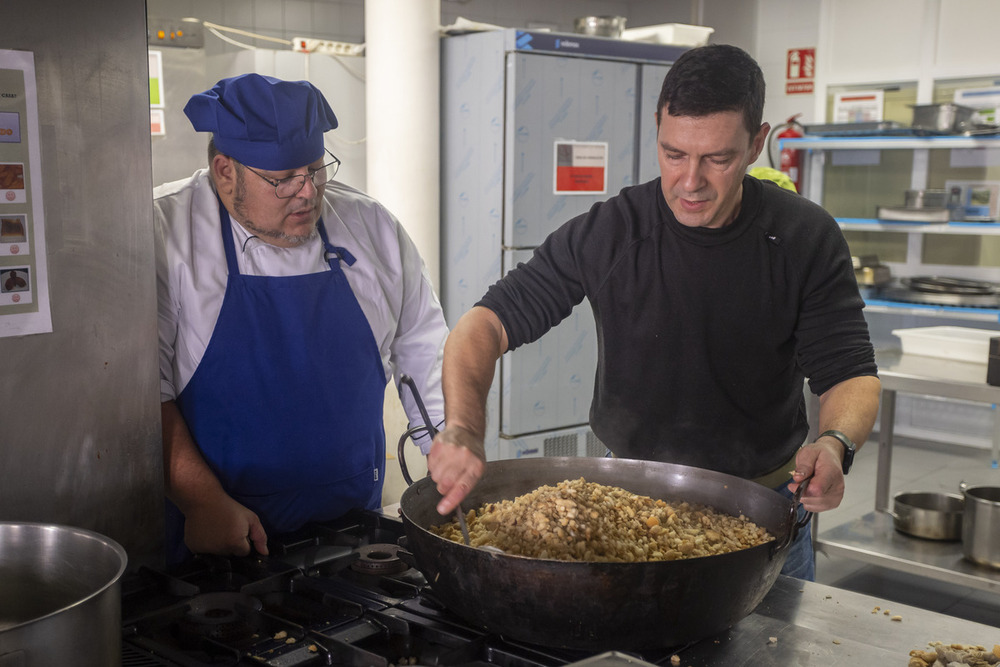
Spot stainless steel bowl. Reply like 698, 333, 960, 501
573, 16, 627, 38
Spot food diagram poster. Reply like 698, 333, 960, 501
0, 50, 51, 336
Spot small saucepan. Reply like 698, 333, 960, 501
890, 491, 964, 541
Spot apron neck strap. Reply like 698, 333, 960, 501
217, 195, 241, 275
318, 221, 357, 269
216, 194, 355, 271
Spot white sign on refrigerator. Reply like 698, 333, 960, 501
553, 141, 608, 195
0, 49, 52, 336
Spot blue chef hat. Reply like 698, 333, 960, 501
184, 73, 338, 171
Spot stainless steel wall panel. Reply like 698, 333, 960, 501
1, 0, 162, 567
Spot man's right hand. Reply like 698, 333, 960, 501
427, 424, 486, 516
181, 495, 269, 557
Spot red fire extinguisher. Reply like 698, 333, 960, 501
771, 114, 804, 193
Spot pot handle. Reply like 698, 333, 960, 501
397, 374, 439, 487
774, 474, 813, 555
396, 425, 428, 486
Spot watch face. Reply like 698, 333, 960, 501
842, 446, 854, 475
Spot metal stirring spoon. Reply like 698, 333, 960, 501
400, 375, 472, 546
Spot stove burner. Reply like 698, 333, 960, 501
185, 592, 263, 625
178, 592, 264, 647
350, 543, 408, 575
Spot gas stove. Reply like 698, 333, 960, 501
120, 509, 673, 667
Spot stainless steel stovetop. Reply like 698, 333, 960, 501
120, 508, 999, 667
119, 509, 674, 667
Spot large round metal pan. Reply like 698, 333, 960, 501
399, 456, 805, 651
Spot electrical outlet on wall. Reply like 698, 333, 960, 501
292, 37, 365, 57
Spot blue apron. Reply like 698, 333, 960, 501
166, 198, 386, 562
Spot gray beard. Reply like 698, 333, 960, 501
232, 171, 318, 247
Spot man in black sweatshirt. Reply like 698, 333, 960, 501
427, 44, 881, 580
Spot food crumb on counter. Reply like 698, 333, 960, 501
833, 639, 841, 645
825, 594, 832, 599
670, 654, 681, 665
308, 645, 318, 652
883, 609, 891, 615
891, 615, 902, 622
768, 636, 778, 645
872, 606, 880, 614
273, 630, 287, 640
285, 637, 297, 644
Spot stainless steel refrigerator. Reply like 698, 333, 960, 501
440, 30, 685, 461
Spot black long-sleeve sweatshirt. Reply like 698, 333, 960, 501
478, 175, 878, 479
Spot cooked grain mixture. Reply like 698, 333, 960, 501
430, 477, 774, 562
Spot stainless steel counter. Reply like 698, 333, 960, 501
813, 348, 1000, 595
669, 574, 999, 666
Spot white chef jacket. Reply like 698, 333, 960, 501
153, 169, 448, 452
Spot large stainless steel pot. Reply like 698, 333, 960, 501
0, 523, 127, 666
398, 456, 807, 651
962, 485, 1000, 569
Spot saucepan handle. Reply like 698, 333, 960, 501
397, 375, 438, 487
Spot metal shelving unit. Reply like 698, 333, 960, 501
812, 349, 1000, 592
780, 133, 1000, 325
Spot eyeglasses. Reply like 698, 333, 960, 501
239, 150, 341, 198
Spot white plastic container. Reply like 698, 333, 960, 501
892, 326, 998, 364
621, 23, 714, 47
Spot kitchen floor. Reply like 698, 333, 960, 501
813, 435, 1000, 627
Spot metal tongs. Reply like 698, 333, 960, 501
400, 375, 472, 546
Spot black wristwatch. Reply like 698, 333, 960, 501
819, 429, 856, 475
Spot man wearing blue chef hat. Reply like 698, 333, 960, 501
153, 73, 448, 563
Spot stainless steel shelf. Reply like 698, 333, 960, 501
862, 299, 1000, 322
783, 135, 1000, 150
816, 511, 1000, 594
839, 218, 1000, 235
